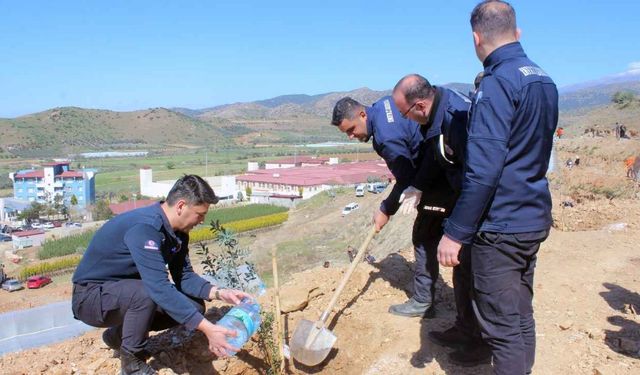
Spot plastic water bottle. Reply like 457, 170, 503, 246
217, 298, 262, 355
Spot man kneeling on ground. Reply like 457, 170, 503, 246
72, 175, 251, 375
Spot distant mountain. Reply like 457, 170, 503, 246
558, 69, 640, 111
559, 81, 640, 111
8, 75, 639, 157
560, 69, 640, 94
171, 107, 204, 117
193, 83, 473, 121
256, 94, 325, 108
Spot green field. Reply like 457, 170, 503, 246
0, 143, 375, 198
39, 230, 96, 260
204, 204, 288, 225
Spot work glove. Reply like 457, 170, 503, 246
398, 186, 422, 215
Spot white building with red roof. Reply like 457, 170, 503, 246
263, 156, 333, 170
237, 160, 392, 205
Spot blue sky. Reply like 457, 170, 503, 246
1, 1, 639, 118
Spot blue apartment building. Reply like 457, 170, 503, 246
9, 162, 96, 208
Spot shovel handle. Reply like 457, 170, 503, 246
271, 247, 285, 371
319, 226, 377, 323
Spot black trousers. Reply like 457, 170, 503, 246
471, 230, 548, 375
411, 212, 443, 305
72, 279, 205, 354
453, 245, 481, 341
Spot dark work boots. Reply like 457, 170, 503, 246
103, 327, 122, 350
388, 297, 435, 318
120, 348, 157, 375
103, 327, 122, 357
428, 326, 473, 349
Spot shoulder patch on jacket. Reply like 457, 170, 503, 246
518, 66, 548, 77
144, 239, 159, 250
383, 99, 395, 123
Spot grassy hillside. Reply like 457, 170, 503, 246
0, 107, 233, 157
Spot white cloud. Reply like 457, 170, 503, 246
628, 61, 640, 71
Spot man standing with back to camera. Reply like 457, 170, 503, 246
437, 1, 558, 374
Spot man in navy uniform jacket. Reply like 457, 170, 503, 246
393, 74, 491, 365
437, 1, 558, 373
72, 175, 250, 375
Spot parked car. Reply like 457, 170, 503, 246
52, 221, 63, 228
65, 222, 82, 227
27, 275, 52, 289
30, 222, 44, 229
373, 184, 387, 194
368, 182, 388, 194
0, 234, 12, 242
342, 202, 360, 216
42, 222, 55, 229
2, 279, 24, 292
355, 185, 365, 197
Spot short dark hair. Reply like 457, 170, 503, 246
394, 74, 435, 104
166, 174, 218, 206
331, 97, 364, 126
470, 0, 516, 41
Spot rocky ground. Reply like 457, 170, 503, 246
1, 134, 640, 374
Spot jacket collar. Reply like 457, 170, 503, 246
154, 202, 180, 243
365, 106, 374, 142
483, 41, 526, 68
422, 87, 446, 140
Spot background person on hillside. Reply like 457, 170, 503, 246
331, 95, 440, 318
72, 175, 251, 375
437, 1, 559, 372
392, 74, 490, 365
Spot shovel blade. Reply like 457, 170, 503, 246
290, 319, 337, 366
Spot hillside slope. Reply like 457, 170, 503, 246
0, 107, 232, 156
559, 102, 640, 137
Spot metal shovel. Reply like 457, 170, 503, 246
290, 227, 377, 366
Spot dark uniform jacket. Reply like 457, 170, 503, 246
368, 91, 469, 217
366, 96, 423, 216
413, 87, 470, 204
444, 42, 559, 244
72, 203, 213, 330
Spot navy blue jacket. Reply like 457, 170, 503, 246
366, 96, 423, 216
444, 42, 559, 244
368, 91, 469, 216
73, 203, 213, 330
412, 87, 470, 195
